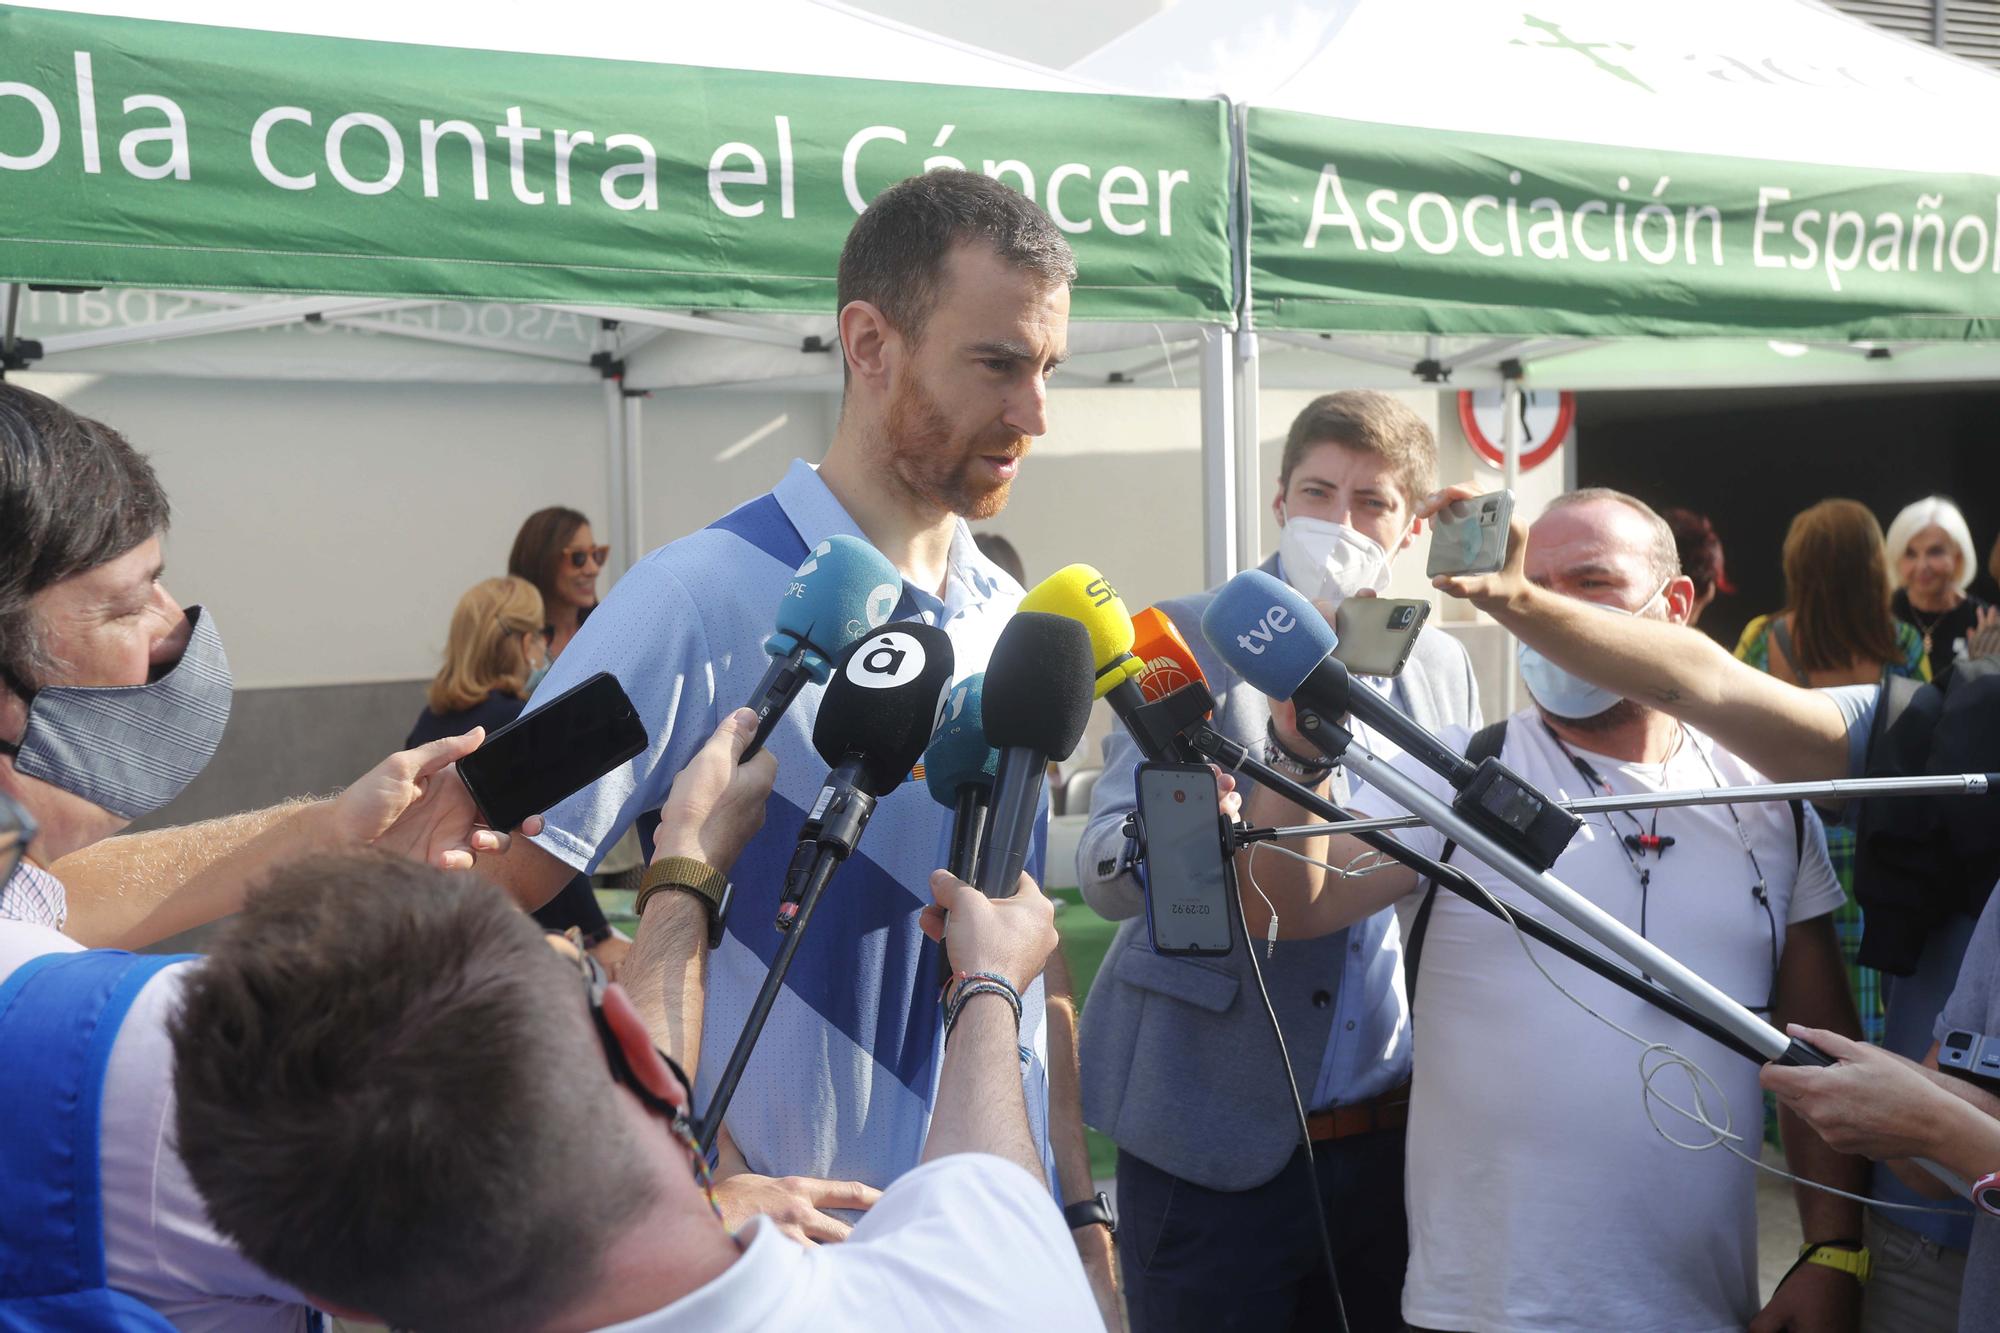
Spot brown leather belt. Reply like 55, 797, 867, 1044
1306, 1083, 1411, 1143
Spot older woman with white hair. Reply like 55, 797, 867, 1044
1886, 494, 1994, 682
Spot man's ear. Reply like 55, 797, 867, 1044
1396, 516, 1421, 554
837, 300, 896, 394
601, 983, 690, 1112
1662, 575, 1698, 625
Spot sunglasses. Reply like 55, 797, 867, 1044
562, 546, 611, 570
553, 930, 723, 1217
0, 790, 35, 887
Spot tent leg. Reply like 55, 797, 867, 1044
1200, 330, 1239, 588
1499, 373, 1525, 715
602, 376, 627, 574
622, 391, 645, 571
1233, 332, 1263, 574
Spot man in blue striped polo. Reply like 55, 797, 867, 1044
484, 170, 1074, 1233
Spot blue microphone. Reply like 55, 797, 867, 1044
1201, 570, 1473, 783
924, 674, 999, 882
743, 534, 902, 760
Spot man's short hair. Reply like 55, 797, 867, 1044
1543, 487, 1683, 591
170, 853, 659, 1333
0, 384, 169, 691
1278, 391, 1437, 511
836, 169, 1075, 356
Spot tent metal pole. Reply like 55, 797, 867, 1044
596, 321, 628, 575
1500, 372, 1524, 714
621, 390, 645, 573
1, 284, 19, 357
1234, 330, 1263, 573
1199, 329, 1238, 587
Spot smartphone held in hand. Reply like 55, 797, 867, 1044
1427, 489, 1514, 579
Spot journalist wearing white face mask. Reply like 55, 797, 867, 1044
1274, 440, 1421, 607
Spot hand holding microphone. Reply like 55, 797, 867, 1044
917, 867, 1058, 997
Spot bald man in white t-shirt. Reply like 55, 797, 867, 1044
1250, 489, 1867, 1333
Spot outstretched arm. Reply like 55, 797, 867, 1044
1420, 485, 1853, 783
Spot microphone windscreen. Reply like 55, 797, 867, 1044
982, 612, 1096, 761
924, 674, 998, 806
1201, 569, 1337, 702
767, 534, 902, 682
1020, 564, 1145, 699
813, 622, 955, 795
1132, 607, 1209, 702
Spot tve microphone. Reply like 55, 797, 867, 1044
742, 534, 901, 761
1201, 569, 1474, 784
924, 674, 997, 883
974, 612, 1096, 897
773, 622, 954, 929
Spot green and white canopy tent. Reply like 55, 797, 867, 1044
0, 1, 1241, 575
1075, 0, 2000, 569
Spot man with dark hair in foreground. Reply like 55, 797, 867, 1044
170, 719, 1098, 1331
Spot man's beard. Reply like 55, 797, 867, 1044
883, 369, 1029, 521
1545, 696, 1648, 735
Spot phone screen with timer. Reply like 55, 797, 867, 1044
1136, 763, 1236, 957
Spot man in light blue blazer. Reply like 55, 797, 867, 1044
1076, 392, 1481, 1332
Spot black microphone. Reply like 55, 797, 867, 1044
923, 674, 997, 883
973, 612, 1096, 899
773, 622, 956, 929
701, 621, 952, 1151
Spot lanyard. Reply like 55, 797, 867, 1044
1542, 724, 1779, 1011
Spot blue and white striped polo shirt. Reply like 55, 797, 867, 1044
528, 459, 1052, 1190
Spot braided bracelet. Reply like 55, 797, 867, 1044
944, 978, 1023, 1041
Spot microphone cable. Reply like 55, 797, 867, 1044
1226, 837, 1353, 1333
1438, 852, 1967, 1218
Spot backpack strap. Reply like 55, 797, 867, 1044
1406, 720, 1510, 1007
0, 950, 190, 1298
1768, 617, 1812, 687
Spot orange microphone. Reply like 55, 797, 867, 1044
1131, 607, 1210, 705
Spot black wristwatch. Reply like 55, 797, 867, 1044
1063, 1191, 1116, 1234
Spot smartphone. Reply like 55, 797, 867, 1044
1426, 489, 1515, 578
1332, 598, 1431, 678
1136, 763, 1236, 957
456, 672, 648, 832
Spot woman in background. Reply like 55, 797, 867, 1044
1735, 499, 1928, 1046
408, 577, 623, 972
1886, 494, 1992, 684
1663, 506, 1734, 629
509, 506, 606, 659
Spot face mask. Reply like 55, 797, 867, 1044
523, 660, 553, 697
0, 606, 232, 821
1277, 511, 1397, 607
1515, 583, 1667, 721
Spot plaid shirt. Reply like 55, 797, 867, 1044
0, 860, 65, 931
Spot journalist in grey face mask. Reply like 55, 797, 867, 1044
0, 606, 232, 822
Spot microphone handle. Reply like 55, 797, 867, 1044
974, 747, 1046, 898
949, 786, 991, 883
1299, 655, 1477, 787
741, 644, 812, 763
1106, 676, 1198, 763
